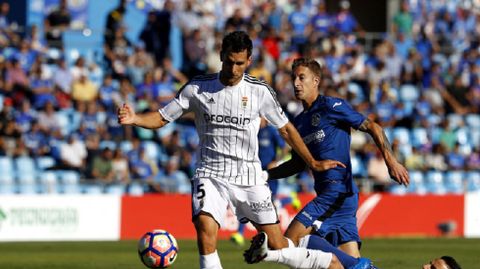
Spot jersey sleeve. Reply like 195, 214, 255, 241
259, 86, 289, 129
159, 83, 194, 122
328, 97, 366, 129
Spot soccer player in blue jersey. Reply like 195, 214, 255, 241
245, 57, 409, 266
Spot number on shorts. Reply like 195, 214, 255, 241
196, 183, 205, 199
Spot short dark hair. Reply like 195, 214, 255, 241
221, 31, 253, 58
291, 58, 323, 79
441, 256, 461, 269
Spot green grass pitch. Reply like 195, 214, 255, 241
0, 238, 478, 268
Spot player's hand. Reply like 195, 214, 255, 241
388, 161, 409, 186
309, 159, 346, 172
117, 103, 136, 125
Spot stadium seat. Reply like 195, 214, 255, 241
399, 84, 420, 102
392, 127, 411, 145
14, 156, 37, 176
351, 155, 366, 178
0, 169, 15, 194
399, 84, 419, 115
16, 173, 38, 194
425, 171, 446, 195
426, 114, 442, 127
119, 140, 133, 153
444, 171, 465, 194
99, 140, 116, 150
36, 156, 56, 170
127, 182, 145, 196
465, 114, 480, 129
142, 140, 160, 160
58, 171, 81, 194
470, 129, 480, 148
38, 171, 59, 194
82, 183, 104, 195
56, 110, 73, 136
466, 172, 480, 192
456, 127, 469, 146
447, 114, 464, 129
105, 183, 126, 195
0, 156, 14, 174
411, 128, 429, 148
347, 82, 365, 103
390, 183, 408, 195
407, 170, 427, 195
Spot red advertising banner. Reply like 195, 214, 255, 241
358, 193, 464, 237
120, 193, 465, 240
121, 194, 195, 240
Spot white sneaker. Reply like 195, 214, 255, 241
243, 232, 268, 264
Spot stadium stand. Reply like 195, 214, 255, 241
0, 0, 478, 196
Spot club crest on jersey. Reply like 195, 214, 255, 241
241, 96, 248, 109
311, 113, 321, 126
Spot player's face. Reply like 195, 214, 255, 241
422, 258, 449, 269
220, 49, 251, 86
291, 65, 320, 103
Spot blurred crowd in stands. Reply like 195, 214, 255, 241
0, 0, 479, 195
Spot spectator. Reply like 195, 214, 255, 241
158, 156, 188, 192
4, 58, 30, 106
91, 147, 115, 183
71, 74, 98, 102
130, 147, 163, 193
112, 148, 130, 183
287, 1, 309, 53
334, 0, 362, 35
37, 101, 60, 132
104, 0, 127, 48
392, 0, 414, 36
183, 29, 207, 77
44, 0, 71, 49
56, 134, 87, 174
425, 143, 448, 171
310, 1, 332, 38
224, 8, 246, 32
446, 143, 466, 170
53, 57, 73, 95
367, 150, 391, 191
70, 57, 89, 81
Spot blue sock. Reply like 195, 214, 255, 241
306, 235, 358, 268
237, 223, 245, 235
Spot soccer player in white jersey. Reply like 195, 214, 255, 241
118, 31, 346, 269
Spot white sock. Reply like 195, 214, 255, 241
298, 235, 310, 248
199, 250, 223, 269
286, 237, 296, 248
264, 247, 332, 269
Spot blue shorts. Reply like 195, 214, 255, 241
295, 191, 360, 247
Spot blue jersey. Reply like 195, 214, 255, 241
293, 95, 365, 194
258, 125, 285, 170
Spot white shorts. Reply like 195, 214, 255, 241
191, 176, 279, 227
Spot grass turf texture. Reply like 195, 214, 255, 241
0, 238, 478, 268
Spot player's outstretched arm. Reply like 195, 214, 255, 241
117, 103, 169, 129
278, 122, 346, 172
268, 152, 306, 180
358, 118, 410, 186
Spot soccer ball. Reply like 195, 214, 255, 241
138, 229, 179, 268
